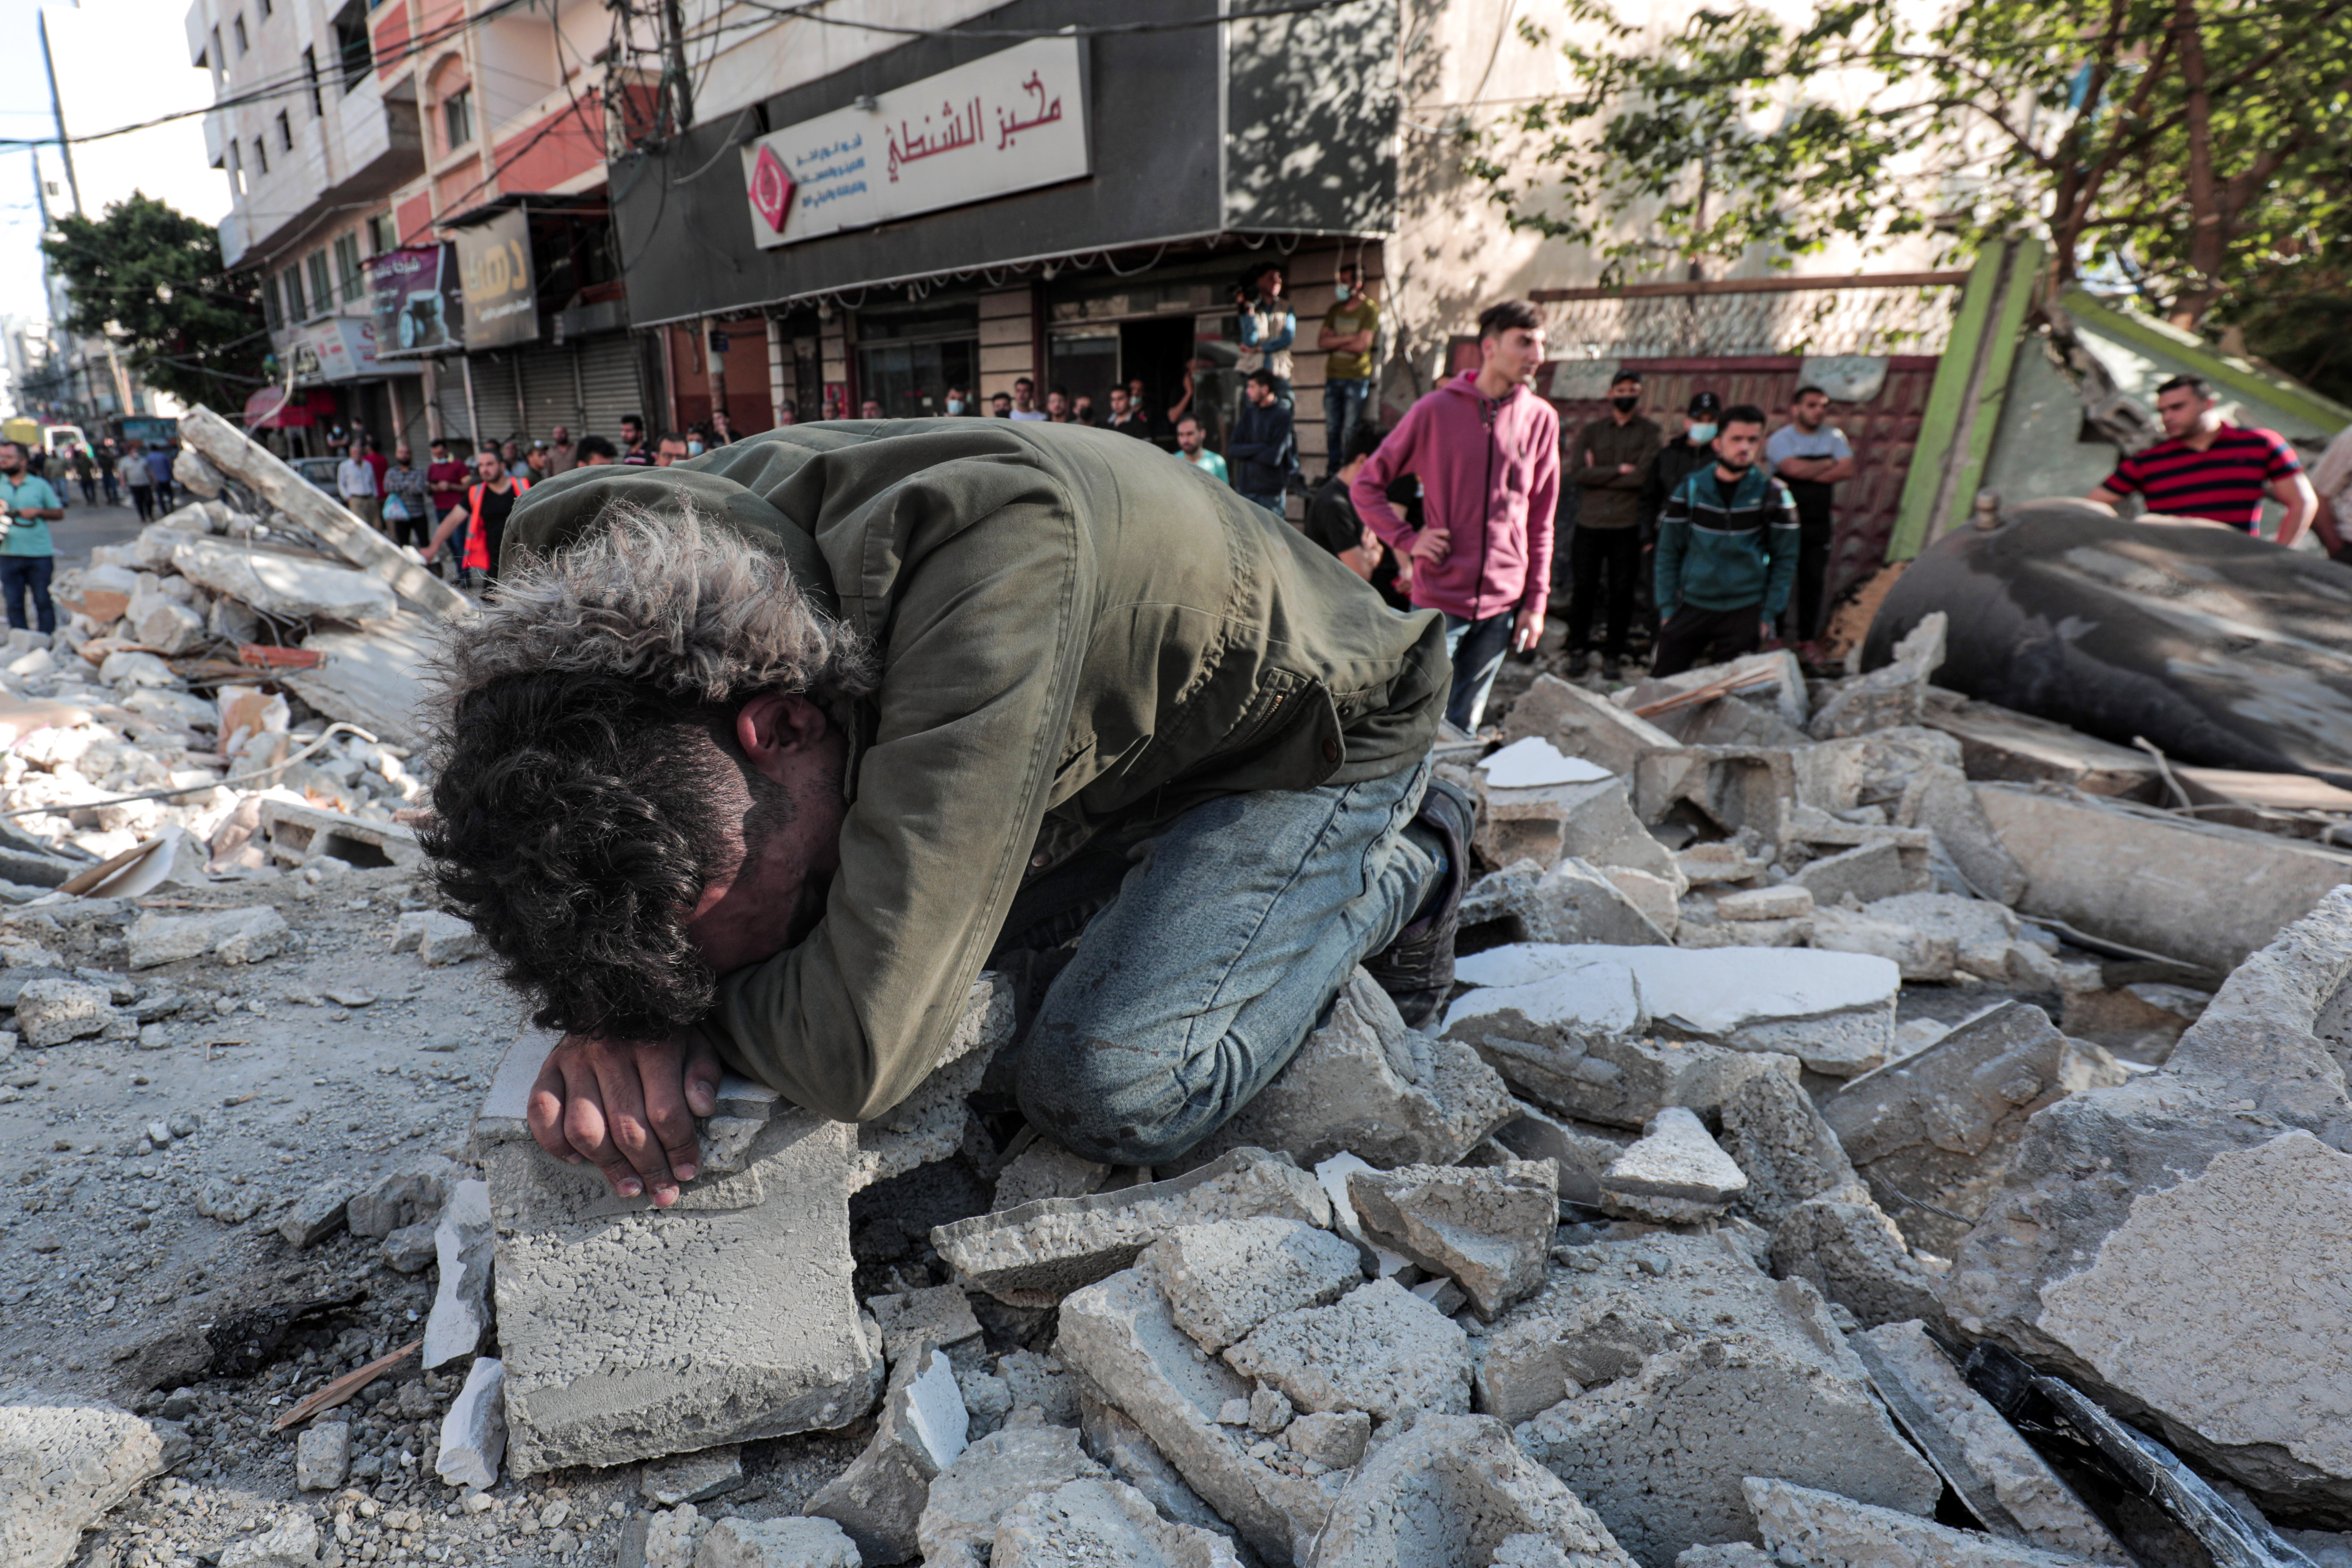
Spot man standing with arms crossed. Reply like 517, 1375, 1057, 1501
1317, 264, 1379, 477
1566, 370, 1660, 682
1352, 300, 1560, 732
1764, 385, 1856, 647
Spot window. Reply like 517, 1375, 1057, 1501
262, 272, 282, 328
254, 137, 269, 175
441, 87, 473, 152
228, 144, 246, 199
259, 0, 270, 15
367, 212, 398, 254
209, 27, 224, 85
232, 14, 247, 53
277, 110, 292, 152
283, 264, 304, 321
331, 0, 371, 91
334, 233, 364, 304
307, 252, 332, 318
303, 46, 321, 115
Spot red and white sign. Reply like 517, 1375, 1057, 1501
741, 37, 1089, 249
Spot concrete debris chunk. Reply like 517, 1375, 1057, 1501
277, 1184, 352, 1249
992, 1476, 1245, 1566
866, 1284, 984, 1364
694, 1515, 864, 1568
0, 1404, 173, 1568
643, 1445, 745, 1507
1823, 1002, 2119, 1254
1284, 1409, 1371, 1470
806, 1345, 970, 1564
1517, 1331, 1941, 1567
1795, 840, 1928, 907
850, 973, 1014, 1192
914, 1424, 1106, 1568
346, 1154, 458, 1239
1769, 1200, 1949, 1332
1808, 614, 1945, 740
1492, 1105, 1636, 1207
1056, 1267, 1352, 1566
255, 798, 425, 870
218, 1513, 323, 1568
1000, 1350, 1080, 1427
1174, 968, 1515, 1171
1345, 1160, 1558, 1319
1715, 1071, 1866, 1230
1143, 1215, 1365, 1353
1076, 1395, 1241, 1546
1856, 1322, 2128, 1563
1308, 1412, 1637, 1568
1810, 906, 1958, 983
294, 1420, 350, 1491
1743, 1477, 2098, 1568
1674, 1548, 1774, 1568
1599, 1108, 1747, 1223
390, 909, 482, 966
1222, 1277, 1472, 1423
1463, 856, 1674, 947
14, 977, 121, 1047
127, 905, 293, 970
1502, 674, 1680, 778
434, 1356, 507, 1491
171, 535, 400, 623
936, 1147, 1330, 1307
992, 1141, 1112, 1210
1719, 885, 1813, 921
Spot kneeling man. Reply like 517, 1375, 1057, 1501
422, 421, 1468, 1207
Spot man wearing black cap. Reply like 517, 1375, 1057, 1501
1639, 392, 1723, 639
1566, 371, 1661, 682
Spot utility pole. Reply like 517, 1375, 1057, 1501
660, 0, 694, 134
38, 5, 134, 423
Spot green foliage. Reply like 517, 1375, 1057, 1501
2213, 264, 2352, 408
1468, 0, 2352, 326
39, 192, 268, 409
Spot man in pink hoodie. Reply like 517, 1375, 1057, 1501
1351, 300, 1560, 732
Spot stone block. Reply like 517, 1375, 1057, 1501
1743, 1477, 2095, 1568
1143, 1216, 1364, 1353
391, 910, 481, 966
806, 1345, 970, 1564
422, 1178, 493, 1369
1056, 1267, 1352, 1565
1795, 841, 1926, 907
993, 1476, 1244, 1566
1517, 1332, 1941, 1567
643, 1445, 745, 1507
294, 1420, 349, 1491
936, 1147, 1330, 1307
914, 1425, 1106, 1568
992, 1142, 1111, 1210
347, 1155, 458, 1239
1854, 1321, 2128, 1563
1284, 1410, 1370, 1471
1075, 1395, 1238, 1545
1823, 1002, 2115, 1255
172, 535, 399, 622
276, 1185, 351, 1249
1769, 1200, 1948, 1332
219, 1515, 322, 1568
132, 591, 206, 656
1222, 1277, 1472, 1423
1860, 893, 2027, 983
695, 1516, 862, 1568
1605, 868, 1685, 938
1811, 907, 1957, 983
1308, 1413, 1636, 1568
1461, 856, 1673, 948
866, 1284, 983, 1364
482, 1094, 880, 1476
0, 1403, 174, 1568
14, 977, 120, 1046
1492, 1105, 1635, 1207
126, 905, 293, 969
1171, 969, 1515, 1172
434, 1356, 506, 1491
1633, 748, 1795, 846
1599, 1108, 1747, 1222
1716, 1071, 1865, 1230
1345, 1160, 1557, 1319
1719, 885, 1813, 921
1502, 674, 1680, 777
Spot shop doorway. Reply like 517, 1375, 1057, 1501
1120, 316, 1196, 439
857, 338, 978, 418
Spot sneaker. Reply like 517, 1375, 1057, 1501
1562, 649, 1592, 679
1363, 775, 1475, 1028
1600, 654, 1622, 683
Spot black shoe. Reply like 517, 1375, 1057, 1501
1600, 654, 1622, 683
1563, 649, 1591, 678
1364, 775, 1474, 1028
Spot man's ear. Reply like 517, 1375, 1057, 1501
734, 693, 830, 784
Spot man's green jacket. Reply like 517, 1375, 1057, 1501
503, 421, 1450, 1122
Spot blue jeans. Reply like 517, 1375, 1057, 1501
1009, 758, 1438, 1164
1443, 611, 1515, 732
1238, 489, 1286, 519
1, 555, 56, 635
1324, 378, 1373, 470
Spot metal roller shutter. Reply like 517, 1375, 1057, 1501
432, 362, 475, 453
574, 334, 645, 445
463, 352, 527, 452
520, 344, 583, 443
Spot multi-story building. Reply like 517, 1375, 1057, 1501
187, 0, 658, 457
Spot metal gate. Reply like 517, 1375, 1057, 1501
575, 334, 644, 443
520, 345, 581, 444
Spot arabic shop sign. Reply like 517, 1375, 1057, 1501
366, 244, 459, 357
455, 208, 539, 349
741, 36, 1089, 249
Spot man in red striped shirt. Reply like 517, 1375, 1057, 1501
2089, 375, 2316, 543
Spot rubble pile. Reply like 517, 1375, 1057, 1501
14, 582, 2352, 1568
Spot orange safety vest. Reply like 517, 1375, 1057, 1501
461, 475, 529, 570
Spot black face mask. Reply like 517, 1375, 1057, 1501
1611, 395, 1639, 413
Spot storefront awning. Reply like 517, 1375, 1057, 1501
244, 386, 338, 429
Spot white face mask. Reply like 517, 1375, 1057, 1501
687, 440, 704, 456
1687, 422, 1717, 445
945, 400, 965, 415
1334, 283, 1352, 302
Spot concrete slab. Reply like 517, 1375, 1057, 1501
1768, 1200, 1948, 1332
1222, 1277, 1472, 1424
1143, 1217, 1365, 1353
1502, 674, 1680, 777
1307, 1414, 1636, 1568
805, 1344, 971, 1564
0, 1404, 172, 1568
914, 1424, 1104, 1568
1743, 1478, 2097, 1568
1715, 1070, 1866, 1231
992, 1476, 1245, 1566
1461, 857, 1672, 948
1345, 1160, 1557, 1320
1599, 1108, 1746, 1222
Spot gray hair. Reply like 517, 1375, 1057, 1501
433, 499, 877, 710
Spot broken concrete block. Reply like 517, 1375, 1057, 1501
422, 1178, 493, 1370
1823, 1002, 2112, 1254
1809, 614, 1944, 739
481, 1090, 880, 1476
1454, 944, 1899, 1078
172, 536, 399, 622
1719, 885, 1813, 921
126, 905, 294, 970
130, 591, 206, 657
850, 973, 1014, 1192
1899, 764, 2029, 907
1461, 857, 1672, 948
1599, 1108, 1747, 1223
1857, 893, 2027, 983
993, 1141, 1111, 1211
1142, 1216, 1364, 1352
867, 1284, 983, 1365
992, 1476, 1245, 1566
14, 978, 120, 1047
1284, 1409, 1370, 1470
1605, 867, 1685, 938
1056, 1267, 1354, 1565
101, 649, 179, 689
935, 1147, 1330, 1307
1855, 1321, 2129, 1563
1634, 747, 1795, 846
1743, 1477, 2092, 1568
1172, 969, 1515, 1172
1492, 1104, 1635, 1207
1517, 1331, 1941, 1566
390, 909, 481, 966
1769, 1200, 1948, 1332
1503, 674, 1679, 777
1973, 781, 2352, 974
218, 1514, 322, 1568
346, 1155, 458, 1239
1345, 1161, 1557, 1319
1309, 1413, 1636, 1568
1672, 908, 1811, 950
806, 1344, 969, 1564
695, 1516, 862, 1568
999, 1350, 1079, 1427
1075, 1395, 1239, 1546
1677, 841, 1770, 887
1222, 1277, 1472, 1423
294, 1419, 350, 1491
254, 796, 424, 870
643, 1444, 745, 1507
914, 1424, 1106, 1568
434, 1357, 506, 1491
0, 1404, 173, 1568
1715, 1070, 1865, 1230
1795, 841, 1927, 907
1811, 907, 1957, 983
276, 1185, 351, 1249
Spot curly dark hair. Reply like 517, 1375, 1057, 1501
419, 504, 875, 1040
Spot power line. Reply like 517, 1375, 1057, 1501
733, 0, 1373, 40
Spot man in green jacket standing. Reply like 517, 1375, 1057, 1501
423, 421, 1467, 1207
1652, 403, 1800, 677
